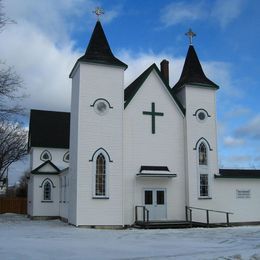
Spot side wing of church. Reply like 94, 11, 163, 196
27, 21, 260, 227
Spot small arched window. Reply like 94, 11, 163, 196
199, 143, 207, 165
43, 181, 51, 200
40, 150, 52, 162
95, 153, 106, 196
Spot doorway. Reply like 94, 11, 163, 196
144, 189, 166, 220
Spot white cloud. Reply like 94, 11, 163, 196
235, 115, 260, 140
226, 106, 250, 118
0, 0, 123, 116
0, 21, 79, 113
160, 0, 245, 28
223, 136, 245, 147
211, 0, 245, 28
160, 1, 205, 27
203, 61, 231, 90
4, 0, 119, 45
102, 6, 122, 24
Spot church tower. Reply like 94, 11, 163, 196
68, 20, 127, 227
172, 31, 219, 210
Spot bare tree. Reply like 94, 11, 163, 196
0, 0, 24, 120
0, 63, 24, 120
0, 0, 15, 32
0, 121, 27, 181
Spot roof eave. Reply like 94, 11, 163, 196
69, 59, 128, 79
173, 81, 219, 94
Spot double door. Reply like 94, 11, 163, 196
144, 189, 166, 221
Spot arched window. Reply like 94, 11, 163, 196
40, 150, 52, 162
198, 142, 209, 197
199, 143, 207, 165
63, 151, 69, 163
95, 153, 106, 196
43, 181, 51, 200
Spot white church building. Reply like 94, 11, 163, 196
27, 20, 260, 228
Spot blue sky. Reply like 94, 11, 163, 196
0, 0, 260, 184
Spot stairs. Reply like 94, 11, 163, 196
134, 206, 233, 229
133, 220, 229, 229
134, 220, 192, 229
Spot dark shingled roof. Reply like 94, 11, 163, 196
215, 169, 260, 179
140, 166, 170, 172
29, 109, 70, 149
70, 21, 127, 77
124, 63, 185, 114
172, 45, 219, 93
137, 165, 176, 177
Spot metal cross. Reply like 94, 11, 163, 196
93, 7, 104, 20
143, 102, 164, 134
185, 28, 196, 45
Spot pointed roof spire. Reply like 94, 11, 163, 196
172, 45, 219, 92
77, 21, 127, 69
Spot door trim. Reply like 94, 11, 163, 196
143, 188, 167, 220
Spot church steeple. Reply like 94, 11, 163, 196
77, 21, 127, 69
172, 45, 219, 93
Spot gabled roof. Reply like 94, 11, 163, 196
124, 63, 185, 114
29, 109, 70, 150
215, 169, 260, 179
31, 160, 60, 175
70, 21, 127, 77
172, 45, 219, 93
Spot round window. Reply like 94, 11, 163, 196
198, 111, 206, 121
94, 100, 109, 115
97, 101, 107, 112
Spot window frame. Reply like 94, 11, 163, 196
197, 141, 211, 199
63, 151, 69, 163
199, 174, 209, 197
43, 181, 51, 201
95, 154, 106, 196
40, 150, 52, 162
199, 142, 208, 165
92, 150, 110, 199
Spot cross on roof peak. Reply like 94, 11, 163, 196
185, 28, 196, 45
93, 7, 104, 20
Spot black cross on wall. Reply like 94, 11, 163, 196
143, 102, 164, 134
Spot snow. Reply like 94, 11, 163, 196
1, 214, 260, 259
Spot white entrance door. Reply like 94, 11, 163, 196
144, 189, 166, 221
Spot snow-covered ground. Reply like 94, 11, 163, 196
1, 214, 260, 259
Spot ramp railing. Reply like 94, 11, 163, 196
185, 206, 233, 227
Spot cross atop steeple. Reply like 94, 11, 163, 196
185, 28, 196, 45
93, 7, 104, 20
